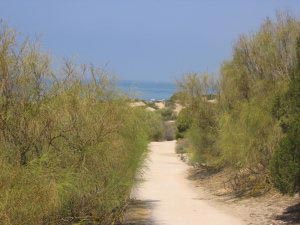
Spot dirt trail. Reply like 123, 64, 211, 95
127, 141, 245, 225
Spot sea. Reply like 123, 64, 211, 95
118, 80, 176, 101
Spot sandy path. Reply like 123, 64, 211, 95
130, 141, 245, 225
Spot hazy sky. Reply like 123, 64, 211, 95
0, 1, 299, 82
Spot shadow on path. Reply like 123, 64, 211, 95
275, 203, 300, 225
121, 199, 158, 225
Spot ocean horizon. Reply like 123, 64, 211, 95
118, 80, 176, 101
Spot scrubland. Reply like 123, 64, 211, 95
175, 13, 300, 197
0, 23, 161, 225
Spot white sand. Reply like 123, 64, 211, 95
130, 101, 146, 107
207, 99, 218, 104
132, 141, 245, 225
155, 102, 165, 109
174, 103, 183, 115
146, 107, 156, 112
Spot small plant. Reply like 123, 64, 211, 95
175, 108, 192, 139
175, 139, 189, 154
163, 121, 176, 141
159, 107, 176, 121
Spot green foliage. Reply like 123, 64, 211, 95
158, 107, 176, 121
141, 110, 164, 141
175, 139, 189, 154
270, 37, 300, 194
176, 73, 219, 164
271, 127, 300, 194
176, 108, 192, 139
0, 23, 151, 224
218, 98, 281, 168
186, 101, 219, 164
163, 121, 176, 141
218, 14, 300, 192
218, 12, 300, 170
176, 13, 300, 194
169, 92, 184, 103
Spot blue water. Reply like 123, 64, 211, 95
118, 80, 176, 101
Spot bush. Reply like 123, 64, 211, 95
175, 139, 189, 154
176, 108, 192, 139
218, 98, 281, 168
159, 107, 176, 121
163, 121, 176, 141
270, 37, 300, 195
142, 110, 164, 141
176, 73, 219, 165
0, 23, 151, 224
176, 13, 300, 194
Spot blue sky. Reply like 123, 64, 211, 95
0, 0, 299, 82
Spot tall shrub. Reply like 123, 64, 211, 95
270, 37, 300, 194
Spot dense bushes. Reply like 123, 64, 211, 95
176, 108, 192, 139
176, 13, 300, 195
142, 109, 164, 141
270, 37, 300, 194
176, 73, 219, 164
0, 23, 152, 224
159, 107, 176, 121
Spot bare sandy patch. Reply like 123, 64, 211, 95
155, 102, 165, 109
130, 101, 146, 107
146, 107, 156, 112
174, 103, 183, 115
188, 167, 300, 225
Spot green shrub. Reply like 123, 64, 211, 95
270, 37, 300, 195
176, 14, 300, 194
217, 14, 300, 191
142, 110, 164, 141
0, 23, 151, 224
176, 73, 219, 165
159, 107, 176, 121
218, 98, 281, 168
175, 139, 189, 154
163, 121, 176, 141
176, 108, 192, 139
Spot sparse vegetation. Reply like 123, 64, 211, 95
175, 139, 189, 154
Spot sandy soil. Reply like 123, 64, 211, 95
188, 167, 300, 225
146, 107, 156, 112
174, 103, 183, 115
155, 102, 165, 109
130, 101, 146, 107
124, 141, 245, 225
